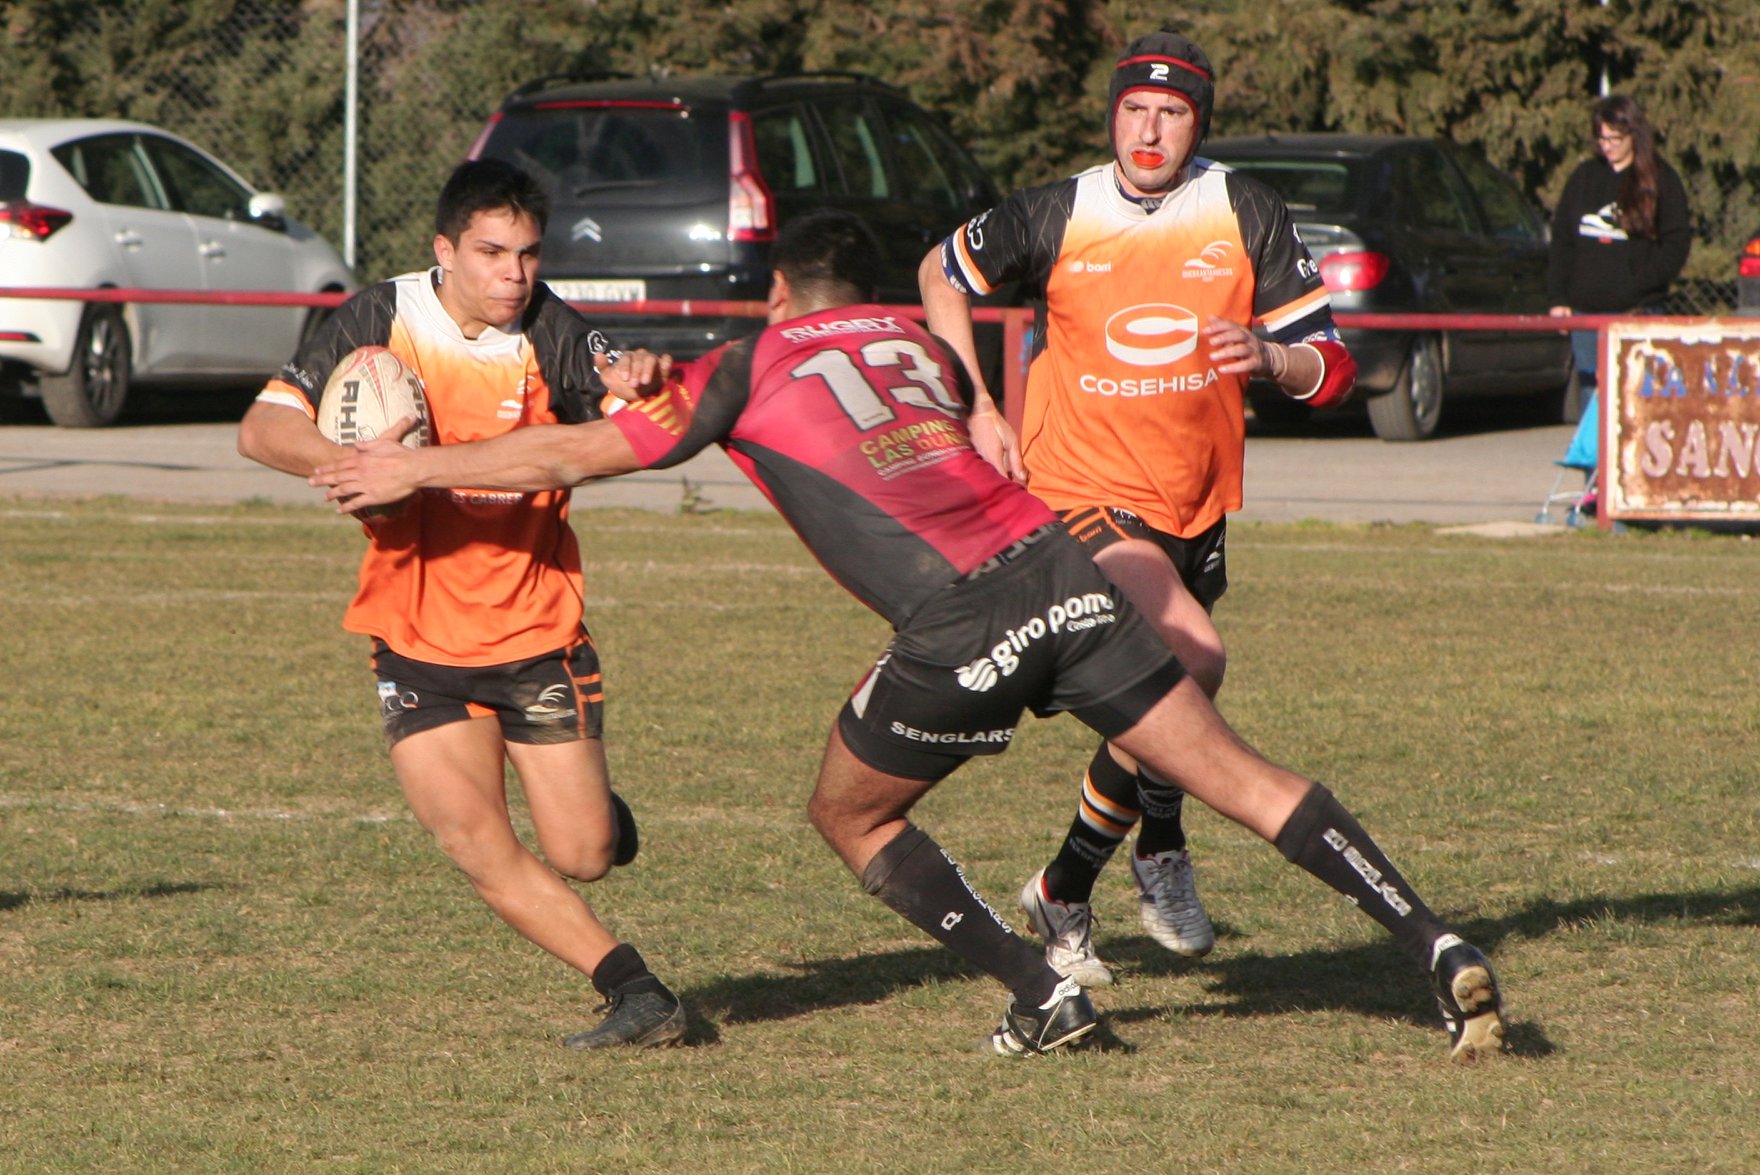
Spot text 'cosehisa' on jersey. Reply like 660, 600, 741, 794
939, 160, 1341, 537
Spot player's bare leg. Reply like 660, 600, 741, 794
507, 736, 623, 881
808, 725, 1096, 1055
392, 718, 682, 1048
392, 717, 620, 973
1093, 541, 1225, 698
1104, 677, 1507, 1058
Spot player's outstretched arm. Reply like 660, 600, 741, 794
310, 419, 643, 511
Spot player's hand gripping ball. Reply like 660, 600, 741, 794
317, 346, 430, 518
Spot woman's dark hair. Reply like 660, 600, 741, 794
1593, 94, 1662, 239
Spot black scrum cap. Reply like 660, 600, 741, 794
1108, 29, 1215, 140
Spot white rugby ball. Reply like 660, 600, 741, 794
317, 346, 431, 448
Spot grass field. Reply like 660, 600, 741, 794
2, 495, 1757, 1173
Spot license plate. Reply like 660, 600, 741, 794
548, 279, 646, 302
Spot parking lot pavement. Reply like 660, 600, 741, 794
0, 414, 1579, 528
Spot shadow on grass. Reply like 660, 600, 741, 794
1100, 883, 1760, 1059
0, 880, 221, 911
686, 946, 982, 1026
680, 885, 1760, 1057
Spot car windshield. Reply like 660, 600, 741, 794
0, 149, 30, 200
1210, 157, 1360, 215
481, 105, 720, 204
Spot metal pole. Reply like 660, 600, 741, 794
1598, 0, 1612, 96
344, 0, 359, 271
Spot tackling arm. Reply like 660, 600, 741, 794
309, 418, 643, 511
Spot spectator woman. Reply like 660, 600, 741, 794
1547, 94, 1692, 401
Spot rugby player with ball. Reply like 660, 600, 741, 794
311, 209, 1507, 1061
239, 159, 685, 1050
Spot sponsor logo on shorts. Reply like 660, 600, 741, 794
524, 684, 574, 722
888, 721, 1015, 746
955, 592, 1120, 690
377, 680, 419, 715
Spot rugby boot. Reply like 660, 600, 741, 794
1431, 934, 1507, 1060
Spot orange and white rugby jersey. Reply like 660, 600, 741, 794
255, 271, 616, 666
939, 160, 1341, 537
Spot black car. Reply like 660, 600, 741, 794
1203, 134, 1575, 440
468, 72, 1008, 364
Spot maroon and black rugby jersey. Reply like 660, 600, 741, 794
610, 306, 1055, 626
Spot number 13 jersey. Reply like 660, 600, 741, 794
608, 307, 1054, 627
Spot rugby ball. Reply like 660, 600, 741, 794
317, 346, 431, 448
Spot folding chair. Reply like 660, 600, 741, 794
1536, 391, 1599, 526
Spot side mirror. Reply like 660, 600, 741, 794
248, 192, 287, 232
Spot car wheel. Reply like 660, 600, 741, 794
1368, 334, 1443, 441
40, 304, 131, 428
1247, 383, 1313, 432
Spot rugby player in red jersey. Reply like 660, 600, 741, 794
311, 209, 1505, 1061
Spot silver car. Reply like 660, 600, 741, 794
0, 118, 354, 426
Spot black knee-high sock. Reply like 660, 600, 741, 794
591, 942, 660, 997
862, 823, 1060, 1006
1273, 783, 1447, 969
1133, 768, 1188, 856
1042, 742, 1139, 904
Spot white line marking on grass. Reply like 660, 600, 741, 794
0, 794, 407, 825
593, 560, 818, 576
5, 505, 792, 539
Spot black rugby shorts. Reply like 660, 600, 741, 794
838, 528, 1186, 780
369, 628, 605, 748
1059, 507, 1228, 613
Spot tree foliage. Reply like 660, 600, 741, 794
2, 0, 1756, 284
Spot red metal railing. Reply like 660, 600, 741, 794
0, 284, 1716, 431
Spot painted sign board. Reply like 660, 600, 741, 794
1604, 320, 1760, 526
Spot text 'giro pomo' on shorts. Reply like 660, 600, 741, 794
1059, 507, 1229, 613
838, 526, 1186, 780
370, 628, 605, 748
